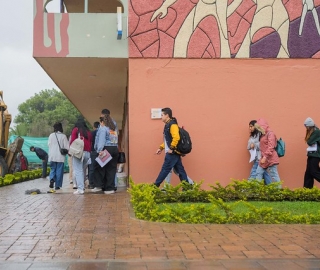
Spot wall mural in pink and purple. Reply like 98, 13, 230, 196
129, 0, 320, 58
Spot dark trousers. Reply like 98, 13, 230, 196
88, 151, 97, 186
304, 156, 320, 188
94, 146, 119, 191
42, 155, 48, 178
154, 153, 188, 187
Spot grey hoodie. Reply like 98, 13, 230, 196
247, 134, 262, 160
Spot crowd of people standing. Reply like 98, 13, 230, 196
29, 108, 120, 195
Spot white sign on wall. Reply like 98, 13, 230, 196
151, 108, 162, 119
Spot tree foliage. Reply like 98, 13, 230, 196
13, 89, 82, 137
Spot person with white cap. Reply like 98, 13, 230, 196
304, 117, 320, 188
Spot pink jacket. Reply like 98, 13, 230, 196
257, 118, 279, 168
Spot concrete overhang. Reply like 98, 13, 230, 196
34, 57, 128, 128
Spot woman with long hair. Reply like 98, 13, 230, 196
92, 113, 119, 194
70, 118, 92, 195
247, 120, 271, 184
303, 117, 320, 188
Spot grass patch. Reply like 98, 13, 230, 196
160, 201, 320, 216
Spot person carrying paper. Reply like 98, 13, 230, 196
92, 109, 119, 194
303, 117, 320, 188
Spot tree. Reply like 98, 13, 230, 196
14, 89, 82, 137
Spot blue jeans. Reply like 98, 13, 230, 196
49, 161, 64, 188
249, 160, 272, 184
42, 155, 48, 178
155, 153, 188, 187
165, 167, 194, 185
73, 151, 90, 192
256, 164, 281, 187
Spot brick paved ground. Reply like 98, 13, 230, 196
0, 175, 320, 269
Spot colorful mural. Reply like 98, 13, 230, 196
129, 0, 320, 58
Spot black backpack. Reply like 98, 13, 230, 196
176, 127, 192, 155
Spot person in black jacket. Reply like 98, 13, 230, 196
304, 117, 320, 188
88, 121, 100, 189
30, 146, 48, 178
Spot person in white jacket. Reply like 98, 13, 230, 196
48, 122, 69, 192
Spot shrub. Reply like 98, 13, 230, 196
128, 178, 320, 224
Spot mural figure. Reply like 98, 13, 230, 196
44, 0, 62, 53
151, 0, 243, 58
236, 0, 290, 58
299, 0, 320, 36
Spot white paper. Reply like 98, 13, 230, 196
307, 144, 317, 152
95, 155, 112, 167
249, 149, 256, 163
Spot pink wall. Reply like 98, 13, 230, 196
128, 58, 320, 189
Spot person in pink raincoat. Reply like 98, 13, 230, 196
254, 118, 281, 186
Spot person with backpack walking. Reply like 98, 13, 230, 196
247, 120, 272, 183
70, 118, 92, 195
303, 117, 320, 188
30, 146, 48, 178
154, 107, 191, 187
92, 110, 119, 194
254, 118, 281, 187
47, 122, 69, 192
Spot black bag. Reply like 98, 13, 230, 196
176, 127, 192, 155
60, 148, 69, 155
118, 152, 126, 163
55, 133, 68, 155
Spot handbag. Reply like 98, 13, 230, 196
117, 152, 126, 163
55, 133, 68, 155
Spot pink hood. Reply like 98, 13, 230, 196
257, 118, 270, 134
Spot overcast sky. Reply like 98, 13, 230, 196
0, 1, 60, 124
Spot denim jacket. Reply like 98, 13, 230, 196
94, 123, 118, 152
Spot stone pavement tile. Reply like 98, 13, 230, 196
220, 260, 266, 269
145, 260, 187, 270
108, 261, 148, 270
0, 263, 32, 270
257, 259, 305, 270
28, 262, 70, 269
294, 258, 320, 269
140, 250, 167, 260
67, 262, 108, 270
242, 250, 271, 258
185, 260, 227, 270
115, 248, 141, 259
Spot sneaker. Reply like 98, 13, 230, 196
47, 189, 56, 193
104, 190, 115, 195
69, 181, 73, 184
73, 184, 77, 189
114, 187, 118, 192
73, 190, 84, 195
88, 185, 94, 189
55, 187, 61, 190
49, 180, 54, 189
92, 187, 102, 192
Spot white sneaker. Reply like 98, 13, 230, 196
104, 190, 115, 195
91, 188, 102, 192
73, 190, 84, 195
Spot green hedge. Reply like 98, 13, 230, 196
0, 168, 50, 187
128, 179, 320, 224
